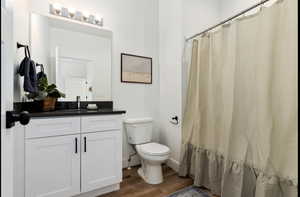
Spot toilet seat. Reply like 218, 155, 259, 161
137, 142, 170, 156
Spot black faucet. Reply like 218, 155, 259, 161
76, 96, 80, 110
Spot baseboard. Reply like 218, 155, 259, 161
167, 158, 180, 172
74, 184, 120, 197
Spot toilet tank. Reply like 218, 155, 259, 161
124, 118, 153, 145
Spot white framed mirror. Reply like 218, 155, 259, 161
30, 12, 112, 101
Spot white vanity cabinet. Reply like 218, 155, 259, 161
25, 134, 81, 197
81, 131, 121, 193
24, 115, 123, 197
81, 116, 122, 193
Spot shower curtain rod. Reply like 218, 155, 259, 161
186, 0, 271, 41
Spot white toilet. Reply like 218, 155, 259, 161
124, 118, 170, 184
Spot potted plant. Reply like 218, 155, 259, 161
26, 76, 65, 111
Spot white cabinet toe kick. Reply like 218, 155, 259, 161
16, 115, 123, 197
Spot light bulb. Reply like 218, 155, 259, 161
68, 7, 76, 18
53, 3, 62, 15
82, 11, 90, 21
95, 15, 103, 26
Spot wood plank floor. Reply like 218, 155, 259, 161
99, 165, 218, 197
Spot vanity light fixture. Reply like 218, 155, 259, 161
49, 3, 104, 27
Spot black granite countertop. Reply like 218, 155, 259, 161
28, 108, 126, 118
14, 101, 126, 118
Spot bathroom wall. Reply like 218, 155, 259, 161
183, 0, 222, 38
12, 0, 159, 168
30, 13, 51, 76
158, 0, 183, 171
220, 0, 278, 19
159, 0, 221, 171
12, 0, 30, 102
220, 0, 261, 19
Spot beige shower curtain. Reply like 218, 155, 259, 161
179, 0, 298, 197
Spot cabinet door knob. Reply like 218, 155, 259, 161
6, 111, 31, 128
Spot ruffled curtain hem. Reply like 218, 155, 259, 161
178, 143, 298, 197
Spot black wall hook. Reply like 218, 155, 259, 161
17, 42, 31, 58
17, 42, 28, 49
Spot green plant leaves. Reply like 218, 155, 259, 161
26, 76, 65, 100
38, 76, 48, 91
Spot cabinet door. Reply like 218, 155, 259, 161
25, 135, 81, 197
81, 131, 122, 193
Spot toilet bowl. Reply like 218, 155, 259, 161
136, 142, 170, 184
124, 118, 171, 184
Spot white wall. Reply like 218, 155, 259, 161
183, 0, 221, 38
30, 13, 50, 69
12, 0, 30, 102
220, 0, 260, 19
159, 0, 221, 171
158, 0, 184, 171
220, 0, 278, 19
12, 0, 159, 168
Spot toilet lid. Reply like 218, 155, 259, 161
138, 143, 170, 156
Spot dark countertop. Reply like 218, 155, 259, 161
14, 101, 126, 118
29, 108, 126, 118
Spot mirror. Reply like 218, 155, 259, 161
30, 13, 112, 101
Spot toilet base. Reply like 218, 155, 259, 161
137, 162, 163, 185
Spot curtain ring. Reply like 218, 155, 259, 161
259, 0, 264, 11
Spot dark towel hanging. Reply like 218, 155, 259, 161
36, 63, 47, 81
18, 46, 38, 93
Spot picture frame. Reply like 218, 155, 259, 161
121, 53, 152, 84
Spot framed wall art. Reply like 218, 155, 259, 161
121, 53, 152, 84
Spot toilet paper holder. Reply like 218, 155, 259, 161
170, 116, 179, 125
